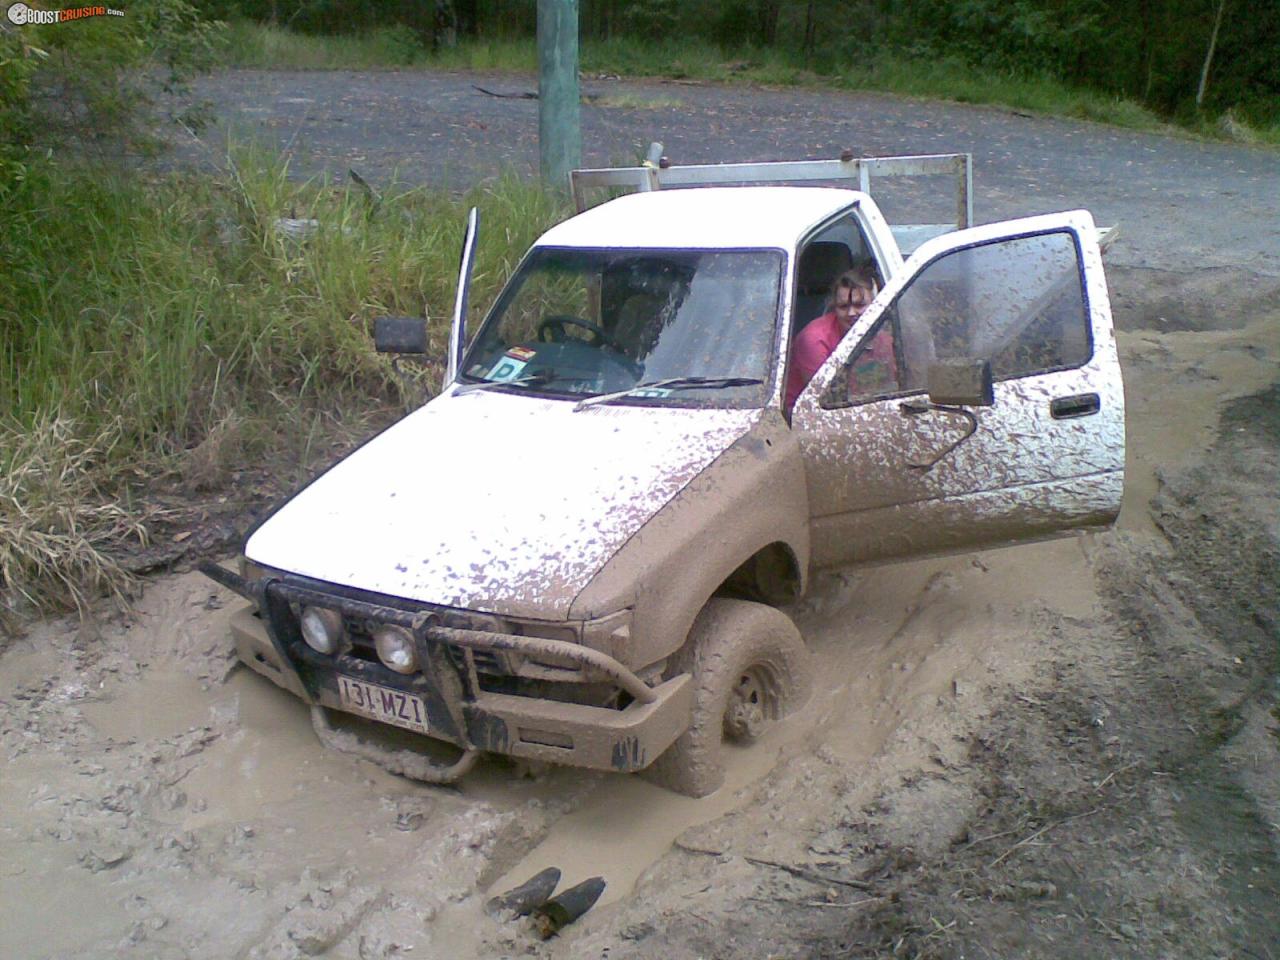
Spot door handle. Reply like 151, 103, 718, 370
1050, 393, 1100, 419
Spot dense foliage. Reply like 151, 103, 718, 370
204, 0, 1275, 126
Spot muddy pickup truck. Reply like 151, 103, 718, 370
202, 152, 1125, 797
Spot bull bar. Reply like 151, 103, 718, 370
199, 561, 689, 775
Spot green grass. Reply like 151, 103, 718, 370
586, 43, 1175, 134
217, 22, 1276, 145
222, 19, 428, 69
0, 147, 567, 621
428, 37, 537, 73
1201, 109, 1280, 147
837, 55, 1171, 132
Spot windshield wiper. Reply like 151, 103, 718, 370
573, 377, 763, 412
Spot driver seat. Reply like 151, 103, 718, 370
794, 241, 853, 332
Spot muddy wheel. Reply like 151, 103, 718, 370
643, 598, 810, 798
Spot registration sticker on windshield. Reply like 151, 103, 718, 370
629, 386, 672, 398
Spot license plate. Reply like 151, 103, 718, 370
336, 676, 429, 734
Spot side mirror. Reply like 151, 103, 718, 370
925, 358, 993, 407
373, 316, 427, 355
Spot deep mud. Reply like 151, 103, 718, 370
5, 80, 1280, 956
2, 261, 1276, 960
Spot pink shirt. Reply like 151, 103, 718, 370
785, 313, 897, 411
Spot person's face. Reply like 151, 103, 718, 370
833, 283, 875, 331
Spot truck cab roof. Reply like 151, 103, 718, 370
535, 186, 860, 250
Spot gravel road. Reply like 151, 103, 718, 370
187, 69, 1280, 277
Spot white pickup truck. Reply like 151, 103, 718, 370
203, 152, 1125, 796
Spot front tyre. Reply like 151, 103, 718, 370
644, 599, 810, 798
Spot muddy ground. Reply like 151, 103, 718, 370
4, 75, 1280, 959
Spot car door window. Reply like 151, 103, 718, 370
828, 230, 1093, 406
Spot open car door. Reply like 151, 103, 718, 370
791, 210, 1125, 569
444, 207, 480, 389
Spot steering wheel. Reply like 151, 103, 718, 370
536, 315, 623, 352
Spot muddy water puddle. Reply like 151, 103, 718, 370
180, 670, 333, 819
79, 672, 214, 741
805, 538, 1098, 759
175, 671, 456, 884
0, 846, 134, 958
489, 721, 799, 909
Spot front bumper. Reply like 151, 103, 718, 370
209, 564, 691, 773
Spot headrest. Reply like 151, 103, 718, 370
797, 242, 853, 294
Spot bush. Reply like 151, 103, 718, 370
0, 0, 224, 180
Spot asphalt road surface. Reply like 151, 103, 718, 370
187, 69, 1280, 278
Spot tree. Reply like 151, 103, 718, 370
1195, 0, 1227, 108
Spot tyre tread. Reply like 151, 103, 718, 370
643, 598, 810, 797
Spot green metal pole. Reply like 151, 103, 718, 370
537, 0, 581, 190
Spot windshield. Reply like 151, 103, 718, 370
460, 247, 784, 406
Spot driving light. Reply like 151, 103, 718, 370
300, 606, 343, 655
373, 625, 418, 674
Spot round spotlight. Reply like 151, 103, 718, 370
300, 606, 343, 655
373, 624, 418, 674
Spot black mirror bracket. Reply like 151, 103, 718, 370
899, 401, 980, 471
388, 356, 436, 411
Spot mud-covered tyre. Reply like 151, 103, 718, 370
643, 598, 811, 798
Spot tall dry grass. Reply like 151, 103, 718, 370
0, 417, 150, 625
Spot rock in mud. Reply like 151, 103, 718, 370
392, 795, 433, 833
79, 844, 132, 872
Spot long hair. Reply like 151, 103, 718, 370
831, 260, 880, 300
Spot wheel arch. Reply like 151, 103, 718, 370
716, 540, 804, 607
569, 416, 810, 670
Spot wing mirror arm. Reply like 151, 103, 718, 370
900, 402, 979, 471
898, 359, 993, 472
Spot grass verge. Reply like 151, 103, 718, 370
0, 148, 566, 626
